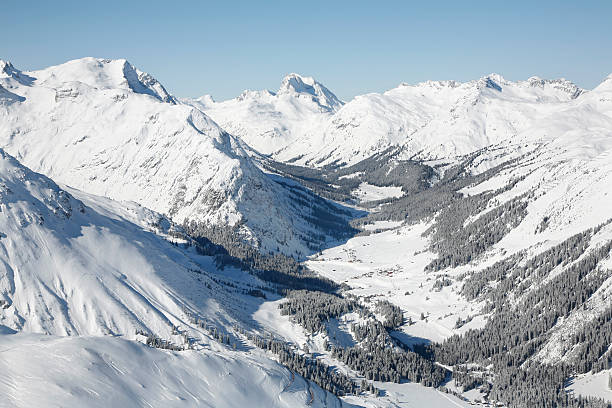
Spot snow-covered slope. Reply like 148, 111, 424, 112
0, 147, 470, 408
302, 74, 584, 166
0, 333, 344, 408
188, 73, 342, 156
195, 71, 589, 167
0, 147, 230, 337
0, 149, 349, 407
0, 58, 354, 257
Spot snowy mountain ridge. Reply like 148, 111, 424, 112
196, 70, 593, 167
278, 72, 344, 111
0, 57, 356, 258
186, 72, 343, 156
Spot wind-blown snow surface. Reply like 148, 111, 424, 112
0, 58, 353, 257
0, 333, 343, 408
0, 147, 212, 337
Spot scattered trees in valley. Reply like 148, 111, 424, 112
175, 151, 612, 408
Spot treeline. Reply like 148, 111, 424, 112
330, 147, 433, 194
490, 364, 611, 408
460, 228, 593, 302
278, 289, 447, 389
184, 308, 367, 397
345, 317, 447, 387
262, 159, 357, 202
352, 150, 526, 231
272, 177, 360, 243
571, 305, 612, 373
264, 147, 434, 203
184, 221, 339, 292
279, 290, 359, 333
425, 193, 528, 271
234, 325, 360, 397
437, 240, 612, 367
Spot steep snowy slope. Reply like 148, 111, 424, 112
299, 78, 612, 405
0, 333, 345, 408
0, 149, 350, 408
0, 58, 355, 257
0, 147, 233, 337
190, 73, 342, 156
2, 55, 611, 407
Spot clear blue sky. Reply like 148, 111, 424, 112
4, 0, 612, 100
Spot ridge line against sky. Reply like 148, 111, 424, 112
4, 0, 612, 101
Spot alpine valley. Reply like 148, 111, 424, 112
1, 57, 611, 408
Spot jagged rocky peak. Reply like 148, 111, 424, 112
406, 79, 461, 89
118, 59, 176, 104
477, 73, 506, 92
0, 59, 17, 76
0, 59, 34, 86
0, 60, 28, 102
278, 72, 343, 111
526, 76, 584, 99
236, 88, 275, 101
402, 74, 507, 93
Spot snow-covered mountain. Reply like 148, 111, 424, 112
196, 72, 590, 167
189, 73, 343, 156
0, 58, 355, 258
304, 74, 585, 166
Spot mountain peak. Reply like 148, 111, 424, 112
593, 72, 612, 93
119, 59, 176, 104
525, 76, 583, 99
0, 59, 15, 74
195, 94, 215, 106
477, 74, 506, 92
0, 59, 34, 85
31, 57, 176, 104
278, 73, 343, 111
279, 73, 317, 92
